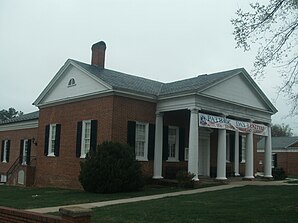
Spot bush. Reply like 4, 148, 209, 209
272, 167, 287, 180
176, 171, 195, 188
79, 141, 144, 193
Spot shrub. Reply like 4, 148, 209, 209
272, 167, 287, 180
176, 171, 195, 188
79, 141, 144, 193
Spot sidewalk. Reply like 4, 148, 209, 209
26, 180, 290, 214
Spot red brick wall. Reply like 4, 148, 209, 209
35, 95, 158, 189
256, 151, 298, 175
0, 127, 37, 176
35, 96, 114, 189
0, 206, 91, 223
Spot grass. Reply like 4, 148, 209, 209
91, 185, 298, 223
0, 185, 183, 209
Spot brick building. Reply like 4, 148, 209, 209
257, 137, 298, 176
0, 41, 278, 189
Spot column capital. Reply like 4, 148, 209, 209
155, 111, 164, 117
188, 107, 200, 113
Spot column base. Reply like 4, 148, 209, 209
192, 177, 200, 181
152, 176, 164, 180
263, 175, 273, 178
216, 177, 227, 180
234, 173, 241, 177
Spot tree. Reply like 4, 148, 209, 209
271, 123, 293, 136
79, 141, 144, 193
231, 0, 298, 115
0, 108, 23, 121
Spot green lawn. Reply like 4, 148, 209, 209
0, 185, 182, 209
91, 185, 298, 223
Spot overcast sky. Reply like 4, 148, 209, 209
0, 0, 297, 135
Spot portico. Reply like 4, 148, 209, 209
152, 68, 277, 181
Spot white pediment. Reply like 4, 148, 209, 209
201, 74, 269, 110
38, 62, 111, 106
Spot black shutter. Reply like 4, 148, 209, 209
148, 124, 155, 160
239, 135, 242, 163
27, 140, 32, 165
1, 141, 4, 162
44, 125, 50, 156
273, 154, 278, 168
90, 120, 98, 153
6, 140, 10, 163
162, 126, 169, 160
127, 121, 136, 148
179, 128, 185, 161
76, 121, 83, 158
230, 134, 235, 162
54, 124, 61, 157
20, 140, 24, 164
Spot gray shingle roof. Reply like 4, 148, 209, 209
0, 111, 39, 125
72, 60, 163, 96
258, 137, 298, 150
71, 59, 242, 97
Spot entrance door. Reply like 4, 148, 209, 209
198, 132, 210, 176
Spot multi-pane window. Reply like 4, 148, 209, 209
241, 135, 246, 163
135, 122, 148, 161
168, 126, 179, 161
226, 134, 230, 162
81, 120, 91, 158
22, 139, 29, 165
48, 124, 56, 156
2, 140, 9, 163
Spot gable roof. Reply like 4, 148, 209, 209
33, 59, 277, 114
0, 111, 39, 125
258, 136, 298, 150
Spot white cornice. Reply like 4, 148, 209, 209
0, 120, 38, 132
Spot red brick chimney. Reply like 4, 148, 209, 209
91, 41, 106, 68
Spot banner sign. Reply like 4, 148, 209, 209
199, 113, 268, 136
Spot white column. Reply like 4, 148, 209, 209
216, 129, 227, 180
153, 112, 163, 179
188, 108, 199, 181
264, 125, 273, 178
234, 130, 240, 176
245, 131, 254, 179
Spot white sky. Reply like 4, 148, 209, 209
0, 0, 297, 135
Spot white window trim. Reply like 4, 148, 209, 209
226, 133, 231, 163
80, 120, 91, 158
167, 126, 179, 162
22, 139, 29, 165
48, 124, 56, 157
135, 122, 149, 161
185, 147, 189, 161
241, 135, 246, 163
2, 140, 8, 163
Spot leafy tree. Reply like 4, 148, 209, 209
0, 108, 23, 121
271, 123, 293, 136
231, 0, 298, 115
79, 141, 144, 193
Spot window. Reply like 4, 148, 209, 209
1, 140, 10, 163
167, 126, 179, 161
241, 135, 246, 163
135, 122, 149, 161
68, 78, 76, 87
185, 147, 189, 161
226, 134, 230, 162
81, 120, 91, 158
76, 120, 97, 158
272, 153, 277, 168
21, 139, 31, 165
44, 124, 61, 157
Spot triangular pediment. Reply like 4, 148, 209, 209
34, 60, 112, 107
200, 72, 274, 111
